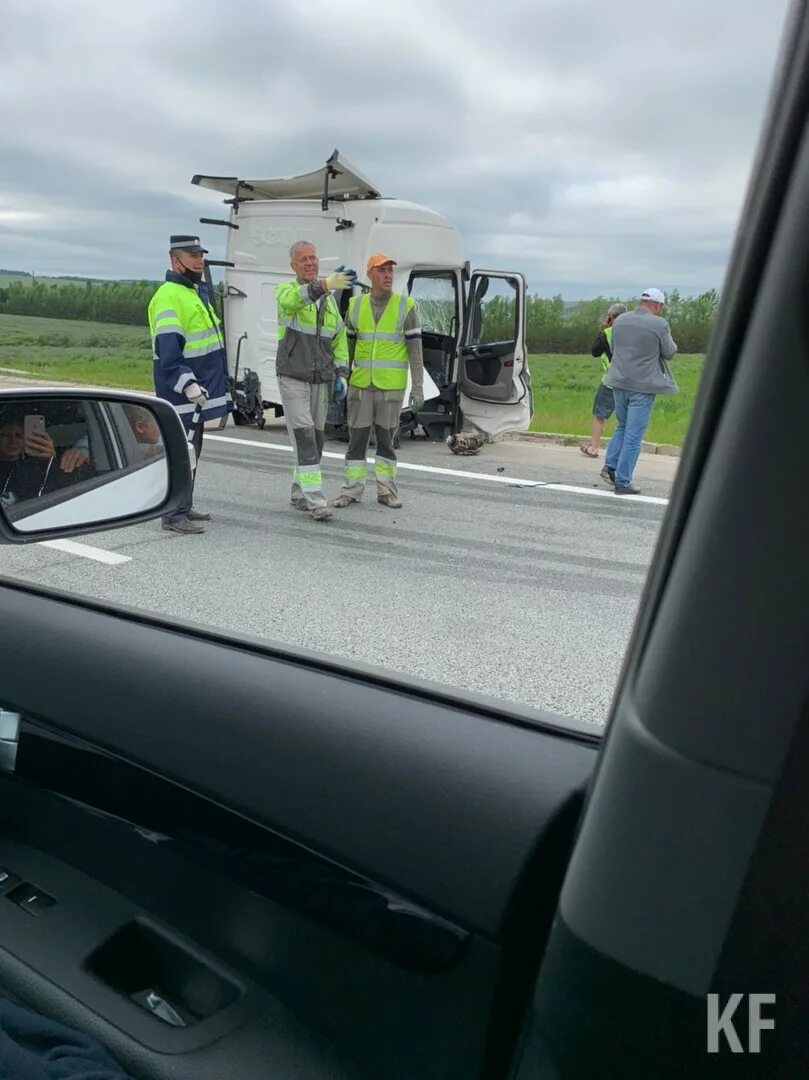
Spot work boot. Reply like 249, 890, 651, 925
311, 506, 333, 521
600, 466, 616, 486
162, 517, 204, 535
186, 509, 211, 522
614, 484, 641, 495
377, 493, 403, 509
332, 494, 357, 508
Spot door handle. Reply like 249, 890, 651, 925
0, 709, 20, 773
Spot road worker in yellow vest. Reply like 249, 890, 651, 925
274, 242, 354, 522
333, 253, 424, 510
581, 302, 627, 459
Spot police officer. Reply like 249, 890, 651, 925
148, 235, 232, 534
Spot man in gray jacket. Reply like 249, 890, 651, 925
600, 288, 678, 494
274, 243, 356, 521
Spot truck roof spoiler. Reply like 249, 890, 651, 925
192, 150, 380, 210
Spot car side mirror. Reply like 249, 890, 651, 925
0, 390, 194, 544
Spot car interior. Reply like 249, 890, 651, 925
0, 663, 597, 1078
0, 4, 807, 1078
407, 271, 461, 392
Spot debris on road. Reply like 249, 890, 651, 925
446, 432, 485, 455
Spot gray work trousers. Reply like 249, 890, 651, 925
278, 375, 330, 510
340, 386, 404, 500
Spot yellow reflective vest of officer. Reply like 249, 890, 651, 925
348, 292, 414, 391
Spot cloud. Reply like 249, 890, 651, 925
0, 0, 792, 296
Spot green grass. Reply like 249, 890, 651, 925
0, 272, 104, 287
528, 353, 704, 445
0, 313, 153, 390
0, 314, 705, 445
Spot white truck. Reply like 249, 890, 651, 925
193, 151, 533, 445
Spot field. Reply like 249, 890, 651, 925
0, 313, 704, 445
0, 312, 153, 390
0, 271, 110, 288
527, 353, 704, 446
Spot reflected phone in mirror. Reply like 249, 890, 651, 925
23, 415, 46, 441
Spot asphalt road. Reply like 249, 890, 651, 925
0, 422, 677, 727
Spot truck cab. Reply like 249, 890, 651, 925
193, 151, 533, 443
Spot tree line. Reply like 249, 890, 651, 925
477, 290, 719, 353
0, 278, 720, 353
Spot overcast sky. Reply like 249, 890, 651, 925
1, 0, 792, 299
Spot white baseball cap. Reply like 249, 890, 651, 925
640, 287, 666, 304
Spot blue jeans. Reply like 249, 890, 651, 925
605, 390, 655, 487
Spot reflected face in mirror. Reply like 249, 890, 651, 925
123, 404, 164, 459
0, 396, 170, 534
0, 422, 24, 461
0, 412, 60, 508
0, 419, 56, 463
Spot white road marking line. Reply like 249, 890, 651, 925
541, 484, 668, 506
207, 435, 670, 507
39, 539, 131, 565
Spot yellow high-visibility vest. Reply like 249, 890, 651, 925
349, 292, 413, 391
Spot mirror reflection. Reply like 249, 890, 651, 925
0, 398, 169, 533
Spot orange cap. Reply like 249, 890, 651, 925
366, 252, 397, 274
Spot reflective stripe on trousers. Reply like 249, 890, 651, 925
340, 386, 404, 499
278, 375, 330, 510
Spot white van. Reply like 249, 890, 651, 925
193, 151, 533, 443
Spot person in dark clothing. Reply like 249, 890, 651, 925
0, 411, 91, 510
0, 997, 133, 1078
147, 235, 232, 535
0, 418, 60, 507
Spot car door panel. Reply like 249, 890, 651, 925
0, 579, 597, 1078
459, 273, 526, 403
10, 726, 471, 977
518, 5, 809, 1076
0, 581, 595, 937
0, 923, 360, 1080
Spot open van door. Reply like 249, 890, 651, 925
458, 271, 533, 439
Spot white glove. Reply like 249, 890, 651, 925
185, 382, 209, 407
323, 271, 352, 292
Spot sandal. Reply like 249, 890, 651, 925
580, 446, 599, 459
